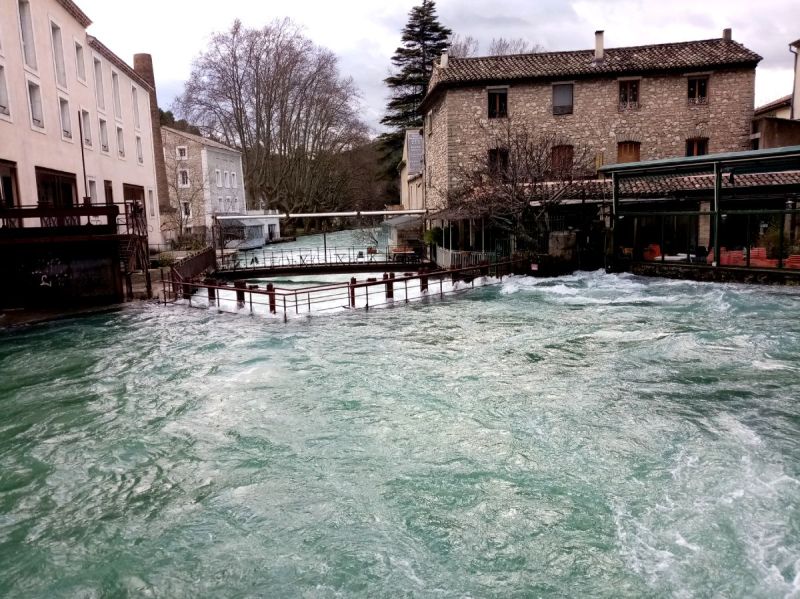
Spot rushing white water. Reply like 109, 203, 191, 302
1, 270, 800, 597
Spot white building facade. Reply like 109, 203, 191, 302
0, 0, 163, 246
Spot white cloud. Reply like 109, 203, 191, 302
76, 0, 795, 132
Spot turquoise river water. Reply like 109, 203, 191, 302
2, 269, 800, 597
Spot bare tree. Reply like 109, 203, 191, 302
445, 120, 592, 249
448, 34, 542, 58
448, 34, 480, 58
175, 19, 369, 216
488, 37, 542, 56
160, 140, 209, 245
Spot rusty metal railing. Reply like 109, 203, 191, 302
162, 259, 522, 321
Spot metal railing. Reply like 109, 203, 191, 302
217, 244, 426, 272
435, 246, 499, 269
162, 259, 522, 321
170, 246, 216, 286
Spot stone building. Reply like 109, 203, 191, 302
160, 126, 247, 243
420, 30, 762, 210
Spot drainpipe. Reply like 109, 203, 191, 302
790, 40, 800, 120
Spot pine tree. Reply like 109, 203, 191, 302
378, 1, 451, 200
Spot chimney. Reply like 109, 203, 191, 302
440, 50, 449, 68
594, 30, 604, 62
133, 53, 171, 215
723, 28, 732, 41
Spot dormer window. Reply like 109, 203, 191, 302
688, 76, 708, 105
488, 89, 507, 119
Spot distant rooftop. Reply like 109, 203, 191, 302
754, 94, 792, 117
162, 126, 241, 153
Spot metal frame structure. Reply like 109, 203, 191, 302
600, 145, 800, 271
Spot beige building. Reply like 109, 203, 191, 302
399, 128, 425, 210
420, 30, 761, 210
0, 0, 163, 246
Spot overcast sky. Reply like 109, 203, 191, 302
78, 0, 796, 134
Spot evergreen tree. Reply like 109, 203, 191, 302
379, 1, 451, 200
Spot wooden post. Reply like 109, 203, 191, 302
234, 280, 246, 307
349, 277, 356, 308
384, 272, 394, 300
205, 278, 216, 305
267, 283, 276, 314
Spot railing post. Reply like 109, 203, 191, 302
405, 279, 409, 303
248, 284, 258, 314
234, 280, 246, 308
205, 278, 216, 306
420, 270, 428, 293
384, 272, 394, 300
283, 295, 287, 322
267, 283, 276, 314
350, 277, 356, 308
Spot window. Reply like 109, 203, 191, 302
215, 169, 222, 187
136, 136, 143, 163
27, 81, 43, 128
0, 66, 10, 116
488, 89, 508, 119
93, 58, 104, 110
87, 179, 97, 203
551, 144, 574, 174
75, 42, 86, 82
181, 201, 190, 218
553, 83, 573, 115
218, 196, 223, 210
224, 171, 230, 188
111, 72, 121, 119
176, 146, 187, 160
148, 189, 155, 217
131, 86, 140, 129
231, 172, 237, 188
488, 148, 509, 176
686, 137, 708, 156
81, 110, 92, 146
178, 169, 190, 188
18, 1, 37, 70
617, 141, 640, 163
688, 76, 708, 105
58, 97, 72, 139
619, 80, 639, 110
99, 118, 109, 152
116, 126, 125, 157
104, 180, 113, 204
50, 22, 67, 89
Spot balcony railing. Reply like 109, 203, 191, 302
688, 97, 709, 106
618, 100, 640, 111
0, 204, 120, 232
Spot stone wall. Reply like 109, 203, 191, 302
425, 96, 450, 209
425, 68, 756, 206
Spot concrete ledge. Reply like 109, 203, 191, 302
631, 262, 800, 285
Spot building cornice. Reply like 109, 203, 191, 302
87, 36, 153, 92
